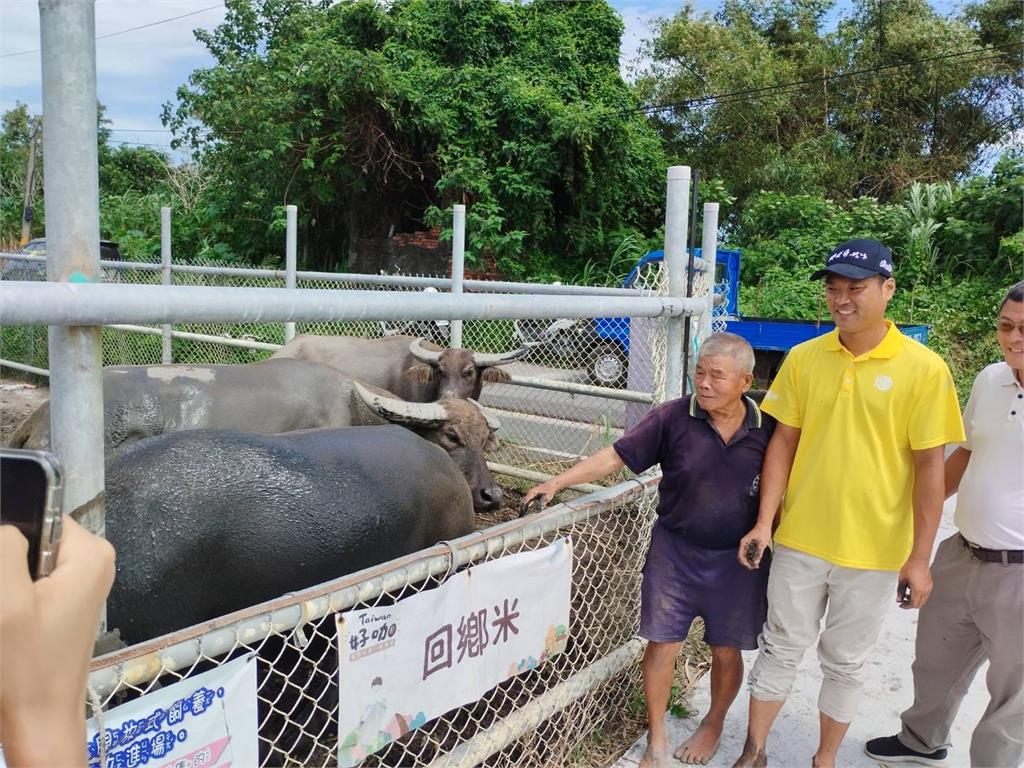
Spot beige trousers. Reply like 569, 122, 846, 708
900, 534, 1024, 768
748, 544, 896, 723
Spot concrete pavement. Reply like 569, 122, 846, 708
613, 499, 991, 768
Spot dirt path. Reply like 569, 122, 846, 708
0, 379, 48, 445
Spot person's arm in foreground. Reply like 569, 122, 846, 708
899, 446, 946, 609
523, 446, 626, 506
0, 517, 116, 767
943, 447, 971, 500
737, 423, 800, 569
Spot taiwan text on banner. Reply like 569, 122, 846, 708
86, 653, 258, 768
337, 537, 572, 766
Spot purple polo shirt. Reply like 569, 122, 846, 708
613, 395, 775, 550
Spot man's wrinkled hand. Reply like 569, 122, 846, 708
737, 525, 771, 570
523, 480, 558, 508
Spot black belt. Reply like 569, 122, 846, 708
960, 534, 1024, 565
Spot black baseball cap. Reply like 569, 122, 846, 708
810, 238, 894, 281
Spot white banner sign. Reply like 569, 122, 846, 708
86, 654, 258, 768
337, 538, 572, 766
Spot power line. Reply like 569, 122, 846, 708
0, 3, 223, 59
635, 46, 1015, 116
675, 52, 1012, 112
107, 139, 173, 149
107, 128, 172, 133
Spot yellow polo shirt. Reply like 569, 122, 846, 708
762, 321, 965, 570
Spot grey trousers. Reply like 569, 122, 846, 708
748, 544, 895, 723
900, 534, 1024, 768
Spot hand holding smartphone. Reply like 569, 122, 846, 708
0, 448, 63, 579
0, 450, 116, 767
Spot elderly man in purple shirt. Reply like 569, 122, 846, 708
525, 332, 775, 767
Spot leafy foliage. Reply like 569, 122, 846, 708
735, 153, 1020, 399
635, 0, 1022, 212
164, 0, 667, 276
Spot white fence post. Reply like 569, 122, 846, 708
663, 166, 691, 402
284, 205, 298, 343
700, 202, 720, 342
161, 206, 172, 363
39, 0, 106, 555
450, 204, 466, 348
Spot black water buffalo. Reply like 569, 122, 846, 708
272, 334, 528, 401
105, 426, 476, 644
8, 359, 357, 452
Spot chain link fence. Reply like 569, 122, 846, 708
1, 252, 721, 766
2, 254, 703, 478
87, 480, 659, 767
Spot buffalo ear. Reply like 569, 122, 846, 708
484, 431, 500, 452
404, 364, 438, 384
480, 367, 511, 384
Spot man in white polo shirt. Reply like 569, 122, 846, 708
866, 280, 1024, 767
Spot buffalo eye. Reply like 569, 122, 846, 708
462, 367, 474, 378
445, 429, 461, 444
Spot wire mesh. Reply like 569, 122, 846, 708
2, 253, 718, 766
2, 256, 703, 480
87, 488, 657, 767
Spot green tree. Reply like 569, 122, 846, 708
0, 103, 42, 244
163, 0, 667, 276
635, 0, 1022, 209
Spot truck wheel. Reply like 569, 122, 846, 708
588, 343, 627, 388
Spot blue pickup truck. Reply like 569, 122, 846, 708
572, 249, 928, 387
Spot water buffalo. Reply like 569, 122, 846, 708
272, 334, 528, 401
105, 425, 476, 643
352, 382, 503, 512
7, 359, 357, 452
8, 362, 504, 511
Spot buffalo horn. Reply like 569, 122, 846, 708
352, 380, 448, 428
467, 399, 502, 432
473, 346, 530, 367
409, 338, 443, 363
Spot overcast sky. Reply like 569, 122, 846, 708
0, 0, 960, 156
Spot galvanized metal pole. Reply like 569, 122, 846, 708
700, 202, 720, 345
160, 206, 172, 363
663, 166, 690, 402
449, 204, 466, 348
681, 171, 700, 395
39, 0, 106, 542
284, 204, 298, 343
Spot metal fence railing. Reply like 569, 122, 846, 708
86, 479, 659, 767
1, 253, 686, 478
1, 173, 716, 768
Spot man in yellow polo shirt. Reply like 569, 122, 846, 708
731, 239, 964, 768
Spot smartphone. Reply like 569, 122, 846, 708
897, 579, 911, 606
0, 448, 63, 580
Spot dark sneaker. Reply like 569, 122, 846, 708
865, 735, 948, 765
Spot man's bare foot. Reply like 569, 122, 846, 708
674, 718, 724, 764
639, 743, 670, 768
810, 755, 834, 768
732, 736, 768, 768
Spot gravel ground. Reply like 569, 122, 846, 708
0, 379, 47, 445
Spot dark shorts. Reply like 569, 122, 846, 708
639, 520, 770, 650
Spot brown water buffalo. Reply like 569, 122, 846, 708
272, 334, 528, 401
351, 381, 503, 511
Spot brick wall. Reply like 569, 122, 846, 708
348, 227, 504, 281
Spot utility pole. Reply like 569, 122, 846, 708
20, 116, 42, 246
